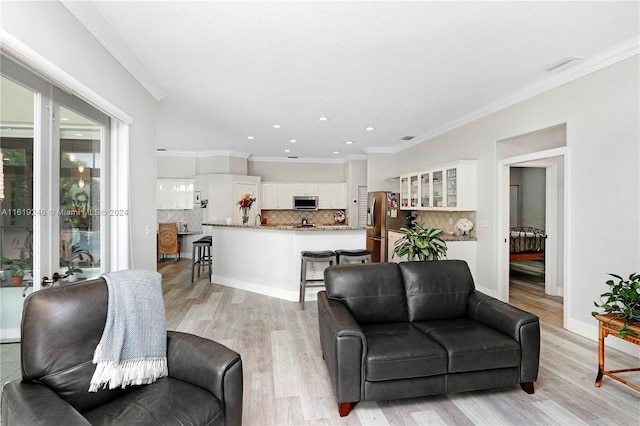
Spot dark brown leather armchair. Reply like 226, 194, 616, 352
1, 277, 243, 426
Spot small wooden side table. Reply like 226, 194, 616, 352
594, 313, 640, 392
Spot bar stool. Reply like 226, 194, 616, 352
191, 236, 213, 283
299, 250, 337, 310
335, 249, 372, 264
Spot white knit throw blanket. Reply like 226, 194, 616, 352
89, 270, 168, 392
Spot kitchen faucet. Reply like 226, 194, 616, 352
255, 213, 262, 226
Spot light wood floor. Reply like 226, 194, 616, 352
2, 261, 638, 425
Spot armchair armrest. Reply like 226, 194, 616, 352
317, 291, 365, 404
467, 291, 540, 383
1, 381, 90, 426
166, 331, 243, 426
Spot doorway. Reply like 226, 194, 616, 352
497, 147, 567, 326
0, 56, 110, 342
509, 167, 546, 293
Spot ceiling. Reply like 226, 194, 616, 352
64, 1, 639, 161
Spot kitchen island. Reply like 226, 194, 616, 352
202, 223, 366, 301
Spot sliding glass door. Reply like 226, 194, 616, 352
0, 56, 110, 342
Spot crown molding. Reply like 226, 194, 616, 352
198, 150, 250, 159
248, 156, 345, 164
156, 150, 197, 157
396, 36, 640, 153
60, 0, 167, 101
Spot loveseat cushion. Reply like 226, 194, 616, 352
413, 318, 521, 373
82, 377, 222, 425
325, 263, 409, 324
362, 323, 447, 381
399, 260, 475, 322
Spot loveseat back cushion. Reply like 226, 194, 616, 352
20, 278, 130, 412
325, 263, 408, 324
399, 260, 475, 322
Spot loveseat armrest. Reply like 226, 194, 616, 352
467, 291, 540, 383
167, 331, 243, 426
317, 291, 365, 404
1, 381, 91, 426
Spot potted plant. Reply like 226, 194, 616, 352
592, 272, 640, 338
65, 261, 83, 282
392, 224, 448, 261
0, 257, 31, 286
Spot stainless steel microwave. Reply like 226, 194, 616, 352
293, 196, 319, 210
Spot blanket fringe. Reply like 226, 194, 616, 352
89, 356, 168, 393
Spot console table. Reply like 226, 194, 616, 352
594, 313, 640, 392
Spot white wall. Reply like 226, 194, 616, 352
379, 56, 640, 343
510, 167, 546, 229
249, 159, 345, 182
2, 2, 159, 271
157, 153, 197, 178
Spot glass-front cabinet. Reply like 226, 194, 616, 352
420, 172, 430, 208
400, 176, 410, 208
399, 161, 476, 211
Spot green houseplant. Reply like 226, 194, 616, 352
592, 272, 640, 338
0, 257, 31, 285
392, 224, 448, 261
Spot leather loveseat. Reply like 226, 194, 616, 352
1, 277, 243, 426
318, 260, 540, 417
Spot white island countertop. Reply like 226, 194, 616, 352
202, 223, 366, 302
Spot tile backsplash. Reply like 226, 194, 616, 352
262, 209, 348, 226
411, 210, 477, 237
157, 207, 203, 233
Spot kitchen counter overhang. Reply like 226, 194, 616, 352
202, 223, 366, 301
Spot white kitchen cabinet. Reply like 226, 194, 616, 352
293, 183, 318, 196
261, 183, 279, 210
156, 179, 194, 210
400, 161, 477, 211
278, 184, 293, 209
261, 183, 293, 210
318, 183, 346, 209
387, 230, 407, 263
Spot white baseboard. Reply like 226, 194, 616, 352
212, 274, 299, 302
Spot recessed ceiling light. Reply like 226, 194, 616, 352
75, 133, 83, 136
365, 126, 374, 131
284, 149, 291, 153
290, 139, 297, 143
61, 117, 70, 121
319, 116, 328, 121
333, 151, 340, 154
273, 124, 281, 129
345, 141, 353, 145
247, 136, 255, 140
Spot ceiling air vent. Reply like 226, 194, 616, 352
287, 156, 298, 159
156, 148, 166, 151
544, 57, 583, 72
401, 136, 415, 141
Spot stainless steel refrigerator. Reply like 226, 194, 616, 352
366, 192, 405, 262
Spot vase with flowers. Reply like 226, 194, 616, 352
237, 193, 256, 225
